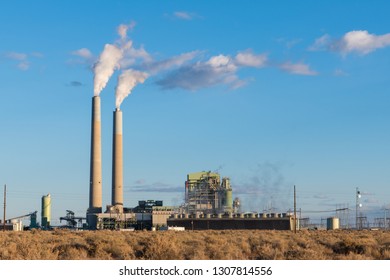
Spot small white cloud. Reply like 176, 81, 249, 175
277, 37, 302, 49
6, 52, 27, 61
17, 61, 30, 71
333, 69, 349, 76
311, 30, 390, 55
174, 11, 194, 20
308, 34, 331, 51
71, 48, 93, 59
31, 52, 44, 58
334, 30, 390, 55
280, 61, 318, 76
143, 51, 199, 74
234, 50, 267, 68
5, 52, 33, 71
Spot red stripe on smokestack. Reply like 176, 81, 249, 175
112, 108, 123, 212
88, 96, 102, 214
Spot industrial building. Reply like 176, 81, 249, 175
166, 171, 297, 231
168, 213, 295, 230
90, 200, 174, 230
185, 171, 233, 214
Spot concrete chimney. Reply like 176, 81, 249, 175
112, 108, 123, 213
88, 96, 103, 225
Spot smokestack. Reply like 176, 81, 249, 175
88, 96, 103, 220
112, 108, 123, 213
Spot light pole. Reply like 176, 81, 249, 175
355, 188, 362, 230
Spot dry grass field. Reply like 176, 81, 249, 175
1, 229, 390, 260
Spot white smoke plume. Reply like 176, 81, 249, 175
115, 69, 148, 108
93, 44, 123, 96
117, 21, 136, 41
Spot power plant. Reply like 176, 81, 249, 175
0, 93, 325, 232
0, 95, 371, 231
74, 86, 296, 231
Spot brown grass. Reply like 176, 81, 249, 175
1, 229, 390, 260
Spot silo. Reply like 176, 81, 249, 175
327, 217, 340, 230
41, 194, 51, 229
222, 177, 233, 212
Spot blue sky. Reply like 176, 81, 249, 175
1, 0, 390, 226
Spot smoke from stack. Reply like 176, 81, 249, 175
93, 44, 124, 96
117, 21, 136, 41
115, 69, 148, 109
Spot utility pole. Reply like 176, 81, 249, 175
3, 184, 6, 232
294, 185, 297, 234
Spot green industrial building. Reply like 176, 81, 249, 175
185, 171, 233, 214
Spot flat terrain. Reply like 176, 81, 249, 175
1, 229, 390, 260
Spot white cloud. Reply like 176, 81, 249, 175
333, 69, 349, 77
174, 11, 194, 20
143, 51, 199, 74
334, 30, 390, 55
71, 48, 93, 59
31, 52, 44, 58
277, 37, 302, 49
5, 52, 34, 71
234, 50, 267, 68
6, 52, 27, 61
157, 54, 238, 90
280, 61, 318, 76
308, 34, 331, 51
17, 61, 30, 71
157, 52, 263, 90
310, 30, 390, 55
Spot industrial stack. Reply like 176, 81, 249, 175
111, 108, 124, 213
87, 96, 103, 228
86, 99, 131, 229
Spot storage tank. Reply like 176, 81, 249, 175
327, 217, 340, 230
222, 178, 233, 211
41, 194, 51, 229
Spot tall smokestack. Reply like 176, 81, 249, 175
112, 108, 123, 213
88, 96, 103, 224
